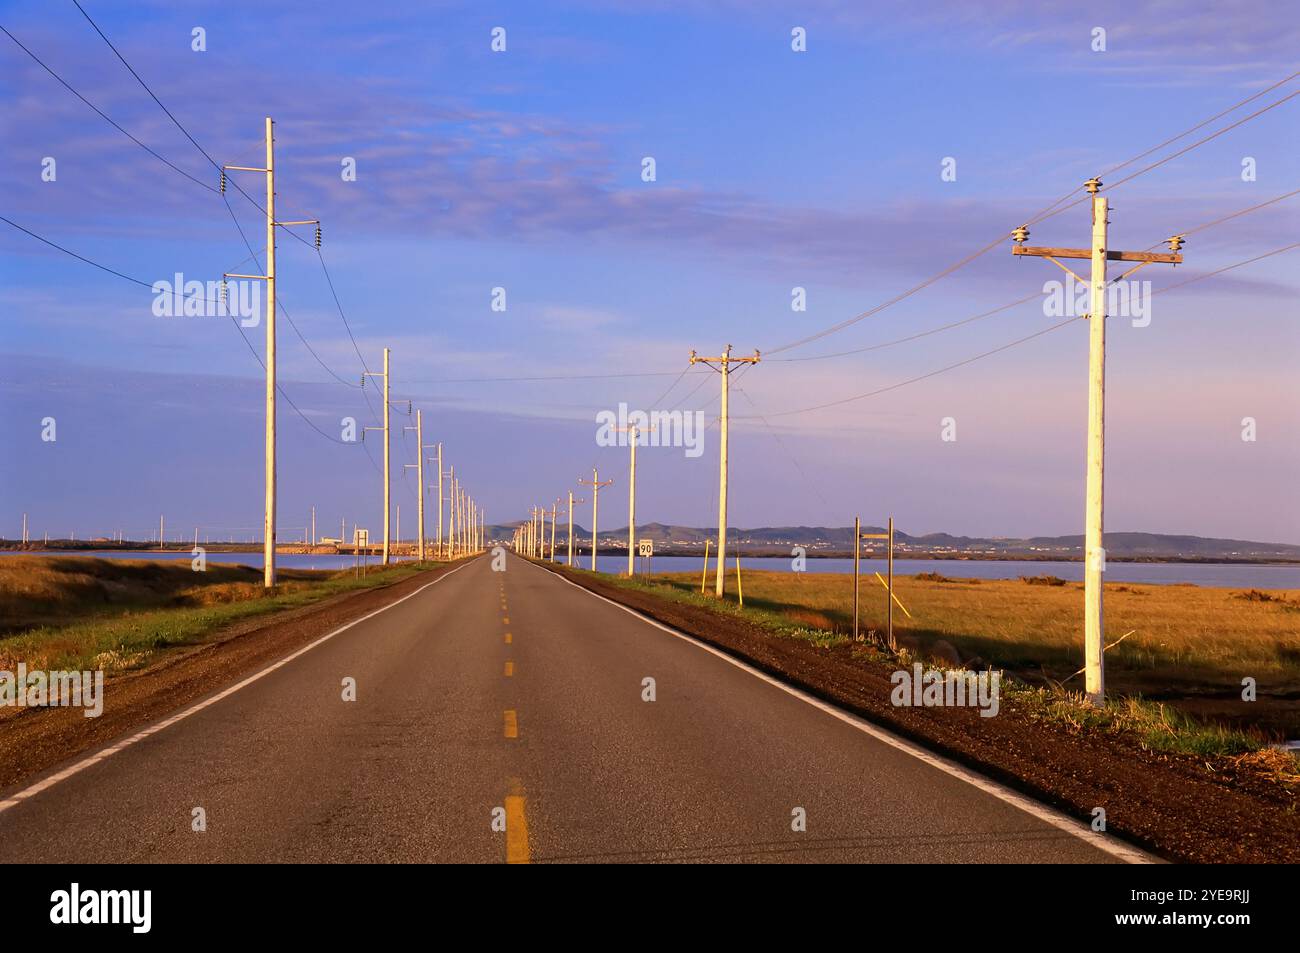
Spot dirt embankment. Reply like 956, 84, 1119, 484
537, 561, 1300, 864
0, 562, 464, 793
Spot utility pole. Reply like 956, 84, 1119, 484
448, 467, 456, 558
383, 348, 391, 564
566, 491, 584, 566
578, 469, 614, 571
310, 506, 315, 546
402, 409, 427, 561
613, 424, 655, 576
689, 344, 760, 597
435, 443, 444, 560
159, 514, 164, 551
1012, 178, 1183, 705
540, 503, 548, 560
551, 499, 559, 563
362, 349, 394, 565
223, 117, 318, 588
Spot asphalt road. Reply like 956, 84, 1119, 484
0, 551, 1137, 863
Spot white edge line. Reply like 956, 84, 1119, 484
529, 557, 1156, 865
0, 560, 472, 814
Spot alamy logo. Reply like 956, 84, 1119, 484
50, 883, 151, 933
1042, 275, 1151, 327
0, 664, 103, 717
890, 663, 1001, 717
595, 402, 705, 458
152, 272, 261, 326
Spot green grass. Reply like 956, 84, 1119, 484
0, 556, 441, 673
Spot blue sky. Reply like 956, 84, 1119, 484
2, 0, 1297, 543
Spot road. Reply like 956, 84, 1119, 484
0, 551, 1138, 863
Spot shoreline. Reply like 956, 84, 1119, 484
2, 545, 1298, 567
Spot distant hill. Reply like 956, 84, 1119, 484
485, 521, 1300, 562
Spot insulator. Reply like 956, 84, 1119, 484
314, 224, 321, 248
1011, 224, 1030, 244
1083, 177, 1102, 194
219, 278, 227, 303
220, 170, 226, 194
1166, 234, 1186, 253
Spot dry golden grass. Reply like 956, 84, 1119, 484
0, 555, 432, 673
0, 556, 323, 635
650, 570, 1300, 694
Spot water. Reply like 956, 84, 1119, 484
583, 554, 1300, 588
5, 550, 1298, 587
1, 550, 417, 572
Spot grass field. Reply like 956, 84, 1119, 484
0, 555, 438, 674
603, 568, 1300, 739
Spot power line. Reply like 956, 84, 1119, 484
770, 187, 1300, 364
752, 317, 1083, 419
762, 69, 1300, 357
0, 213, 354, 444
742, 241, 1300, 420
69, 0, 315, 250
396, 369, 705, 385
11, 11, 361, 392
0, 23, 214, 193
220, 193, 362, 390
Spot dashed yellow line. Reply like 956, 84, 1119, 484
503, 709, 518, 739
502, 616, 510, 625
504, 632, 512, 644
505, 777, 529, 864
504, 660, 514, 677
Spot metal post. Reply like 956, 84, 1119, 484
567, 490, 575, 566
627, 427, 637, 576
887, 516, 895, 651
853, 515, 860, 642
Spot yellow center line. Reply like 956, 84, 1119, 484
504, 660, 514, 677
505, 777, 529, 864
503, 709, 518, 738
504, 632, 512, 643
502, 616, 510, 625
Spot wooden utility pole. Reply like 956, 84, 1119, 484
1012, 178, 1183, 704
578, 469, 614, 571
223, 118, 317, 587
689, 344, 760, 597
435, 443, 444, 559
382, 348, 391, 564
447, 467, 456, 558
551, 500, 559, 563
361, 348, 393, 564
614, 424, 655, 576
566, 491, 584, 566
403, 410, 427, 561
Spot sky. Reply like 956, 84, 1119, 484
1, 0, 1297, 544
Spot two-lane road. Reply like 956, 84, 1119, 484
0, 552, 1140, 863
